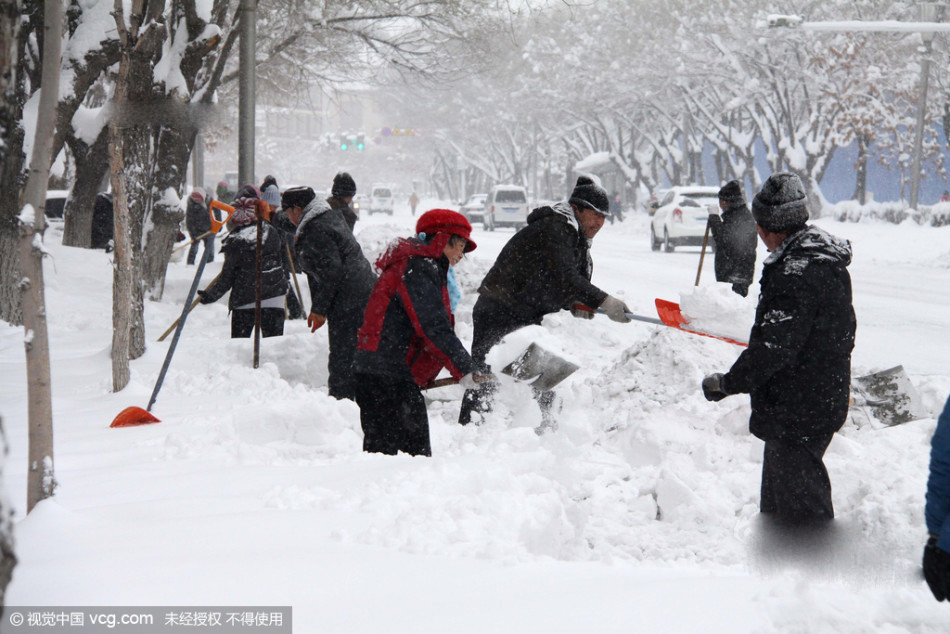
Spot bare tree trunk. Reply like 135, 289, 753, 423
62, 127, 110, 248
143, 126, 191, 300
852, 132, 869, 205
0, 0, 27, 327
21, 0, 62, 513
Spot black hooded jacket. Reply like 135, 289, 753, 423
709, 201, 757, 286
477, 201, 607, 322
722, 225, 856, 441
186, 196, 210, 237
293, 198, 376, 319
200, 223, 288, 309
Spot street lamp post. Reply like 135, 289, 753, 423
910, 3, 941, 210
238, 0, 256, 189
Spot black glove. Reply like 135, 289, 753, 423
702, 373, 729, 402
196, 290, 212, 305
924, 536, 950, 602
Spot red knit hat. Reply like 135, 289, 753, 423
416, 209, 476, 252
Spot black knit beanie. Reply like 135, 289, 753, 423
751, 172, 809, 233
719, 180, 744, 205
332, 172, 357, 198
568, 176, 609, 215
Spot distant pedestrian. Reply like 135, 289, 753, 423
608, 192, 624, 224
327, 172, 359, 232
197, 185, 288, 339
941, 190, 950, 203
702, 172, 855, 524
924, 394, 950, 602
409, 191, 420, 216
185, 187, 214, 265
709, 180, 757, 297
354, 209, 486, 456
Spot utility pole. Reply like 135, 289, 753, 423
238, 0, 256, 188
768, 7, 947, 209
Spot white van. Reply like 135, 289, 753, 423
368, 185, 394, 216
484, 185, 529, 231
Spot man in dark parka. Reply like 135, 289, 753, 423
457, 176, 632, 427
709, 180, 757, 297
702, 172, 856, 523
266, 186, 377, 401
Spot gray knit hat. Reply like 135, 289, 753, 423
332, 172, 357, 198
261, 184, 281, 208
751, 172, 809, 233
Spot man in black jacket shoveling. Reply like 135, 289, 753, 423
709, 180, 757, 297
262, 186, 377, 401
701, 172, 856, 524
458, 175, 632, 429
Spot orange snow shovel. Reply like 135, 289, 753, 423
111, 201, 234, 428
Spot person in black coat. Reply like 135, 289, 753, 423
709, 180, 757, 297
702, 172, 856, 524
457, 176, 632, 428
267, 186, 377, 401
354, 209, 483, 456
91, 192, 114, 251
327, 171, 359, 232
185, 187, 214, 265
197, 185, 288, 338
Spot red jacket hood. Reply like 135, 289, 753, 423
375, 233, 451, 272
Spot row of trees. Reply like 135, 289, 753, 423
0, 0, 518, 366
413, 0, 948, 211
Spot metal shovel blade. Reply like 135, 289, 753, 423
501, 342, 579, 391
851, 365, 926, 427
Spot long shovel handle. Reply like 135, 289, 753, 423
147, 234, 214, 412
253, 216, 263, 369
572, 303, 663, 326
157, 299, 200, 342
695, 220, 711, 286
285, 243, 305, 310
172, 230, 213, 254
157, 273, 221, 342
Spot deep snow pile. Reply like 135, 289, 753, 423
1, 209, 950, 631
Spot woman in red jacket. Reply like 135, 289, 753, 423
353, 209, 488, 456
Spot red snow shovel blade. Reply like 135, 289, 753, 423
654, 299, 750, 347
110, 406, 161, 428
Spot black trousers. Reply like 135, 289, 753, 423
326, 304, 365, 402
355, 373, 431, 456
457, 295, 541, 426
230, 307, 285, 339
187, 234, 215, 265
760, 432, 836, 523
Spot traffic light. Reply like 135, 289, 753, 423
356, 133, 365, 151
339, 133, 349, 151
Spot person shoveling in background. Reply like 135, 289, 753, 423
197, 185, 288, 339
708, 180, 757, 297
924, 394, 950, 602
354, 210, 490, 456
457, 175, 632, 430
701, 172, 856, 524
185, 187, 214, 265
